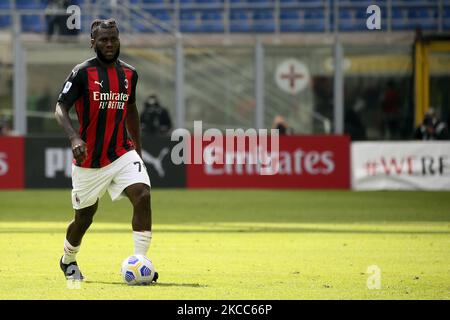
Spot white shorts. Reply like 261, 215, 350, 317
71, 150, 151, 210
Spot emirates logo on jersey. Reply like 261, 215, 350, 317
93, 91, 129, 110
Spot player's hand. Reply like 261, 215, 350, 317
70, 137, 87, 166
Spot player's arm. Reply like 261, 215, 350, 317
55, 103, 87, 165
55, 68, 87, 165
126, 102, 142, 158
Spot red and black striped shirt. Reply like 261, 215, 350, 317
58, 57, 138, 168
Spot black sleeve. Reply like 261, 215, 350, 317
57, 67, 83, 109
129, 70, 138, 105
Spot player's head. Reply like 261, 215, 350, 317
90, 18, 120, 64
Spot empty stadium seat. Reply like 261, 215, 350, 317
149, 10, 172, 22
16, 0, 46, 9
303, 10, 325, 32
280, 10, 301, 32
131, 12, 150, 33
248, 0, 272, 4
196, 0, 223, 4
339, 9, 359, 31
407, 8, 437, 30
253, 10, 274, 32
444, 8, 450, 30
201, 11, 224, 32
0, 0, 443, 34
230, 10, 251, 32
69, 0, 87, 5
0, 1, 11, 9
180, 10, 201, 32
0, 15, 12, 28
391, 8, 409, 30
179, 0, 195, 7
21, 15, 45, 33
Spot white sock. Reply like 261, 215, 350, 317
62, 239, 80, 264
133, 231, 152, 256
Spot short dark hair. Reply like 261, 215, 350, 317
90, 18, 119, 39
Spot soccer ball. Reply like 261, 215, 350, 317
120, 255, 157, 285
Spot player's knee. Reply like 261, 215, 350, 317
135, 189, 150, 208
75, 214, 93, 229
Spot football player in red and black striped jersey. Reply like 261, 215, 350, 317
55, 19, 156, 282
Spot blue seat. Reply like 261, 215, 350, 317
408, 8, 437, 30
70, 0, 86, 5
0, 0, 11, 9
444, 8, 450, 30
141, 10, 172, 33
149, 10, 172, 22
303, 10, 325, 32
280, 10, 301, 32
21, 15, 45, 33
248, 0, 271, 3
280, 0, 320, 3
230, 10, 251, 32
180, 10, 201, 32
339, 9, 360, 31
131, 12, 151, 33
16, 0, 45, 9
391, 8, 410, 30
196, 0, 223, 3
253, 10, 274, 32
179, 0, 195, 8
201, 11, 224, 32
0, 15, 12, 28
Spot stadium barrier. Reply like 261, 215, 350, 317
3, 136, 449, 190
22, 136, 186, 189
352, 142, 450, 190
186, 135, 351, 189
0, 135, 350, 190
0, 136, 24, 189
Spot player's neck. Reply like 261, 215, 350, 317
96, 57, 116, 68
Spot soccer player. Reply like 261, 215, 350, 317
54, 19, 157, 282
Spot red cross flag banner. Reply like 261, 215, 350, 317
275, 59, 310, 95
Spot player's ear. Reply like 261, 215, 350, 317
90, 38, 95, 49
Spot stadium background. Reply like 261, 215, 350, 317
0, 0, 449, 300
0, 0, 449, 190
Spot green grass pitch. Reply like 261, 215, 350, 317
0, 189, 449, 300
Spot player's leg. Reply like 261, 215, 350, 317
60, 163, 110, 280
108, 151, 152, 256
125, 183, 151, 231
124, 183, 153, 256
60, 201, 98, 281
64, 200, 99, 258
108, 151, 157, 281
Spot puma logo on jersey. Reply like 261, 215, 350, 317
95, 80, 104, 88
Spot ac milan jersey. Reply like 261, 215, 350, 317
58, 57, 138, 168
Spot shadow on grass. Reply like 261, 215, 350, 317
1, 226, 449, 235
84, 280, 206, 288
1, 190, 450, 224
